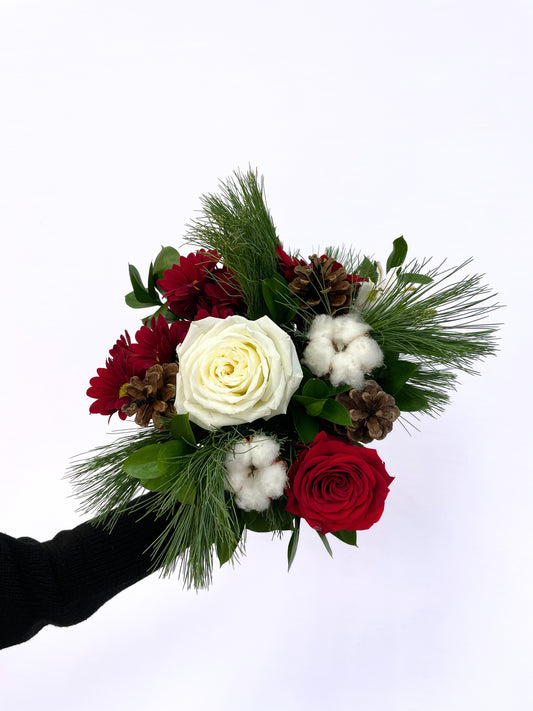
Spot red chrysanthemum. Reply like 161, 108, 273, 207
87, 348, 145, 420
108, 331, 134, 359
200, 266, 246, 315
158, 250, 221, 318
158, 249, 246, 319
129, 314, 189, 369
276, 244, 307, 282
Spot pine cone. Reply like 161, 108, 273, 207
334, 380, 400, 444
288, 255, 353, 315
121, 363, 179, 428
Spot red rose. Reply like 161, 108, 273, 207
285, 432, 393, 534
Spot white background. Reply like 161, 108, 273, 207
0, 1, 531, 709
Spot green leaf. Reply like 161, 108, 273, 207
153, 246, 180, 281
385, 236, 408, 272
317, 532, 333, 558
138, 474, 172, 492
125, 291, 156, 309
393, 387, 430, 412
141, 304, 179, 325
174, 481, 197, 506
357, 256, 379, 282
291, 395, 327, 416
169, 413, 196, 446
378, 359, 419, 395
331, 530, 358, 546
243, 511, 275, 533
122, 444, 161, 480
216, 533, 241, 567
320, 398, 353, 427
396, 272, 433, 285
147, 262, 161, 301
157, 439, 194, 476
287, 518, 301, 571
330, 382, 353, 396
302, 378, 331, 399
128, 264, 159, 305
261, 273, 299, 324
291, 405, 321, 444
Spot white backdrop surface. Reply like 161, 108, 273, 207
0, 1, 531, 710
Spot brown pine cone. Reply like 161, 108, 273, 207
121, 363, 179, 428
334, 380, 400, 444
288, 255, 353, 315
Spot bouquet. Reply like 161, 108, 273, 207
70, 169, 499, 589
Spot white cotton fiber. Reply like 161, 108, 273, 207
224, 435, 287, 512
301, 337, 333, 376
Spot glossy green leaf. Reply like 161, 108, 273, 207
128, 264, 156, 305
385, 236, 408, 272
173, 482, 196, 506
393, 387, 430, 412
357, 256, 379, 282
169, 413, 196, 446
378, 359, 419, 395
331, 530, 358, 546
261, 273, 299, 324
153, 246, 180, 281
147, 262, 161, 301
320, 398, 353, 426
302, 378, 330, 399
125, 291, 154, 309
216, 533, 241, 567
157, 439, 194, 476
292, 395, 327, 416
138, 474, 171, 492
291, 405, 321, 444
317, 532, 333, 558
287, 518, 301, 571
243, 511, 275, 533
122, 444, 161, 480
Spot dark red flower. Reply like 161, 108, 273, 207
347, 273, 369, 295
276, 244, 306, 282
129, 314, 189, 369
158, 250, 221, 318
87, 349, 145, 420
201, 266, 246, 315
109, 331, 134, 359
285, 431, 393, 534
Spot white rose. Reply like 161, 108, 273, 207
175, 315, 303, 429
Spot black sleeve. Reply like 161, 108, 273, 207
0, 495, 169, 650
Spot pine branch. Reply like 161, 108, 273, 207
186, 168, 279, 318
360, 258, 502, 375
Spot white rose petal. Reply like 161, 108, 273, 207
175, 315, 303, 430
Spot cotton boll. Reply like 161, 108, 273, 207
332, 314, 370, 347
302, 338, 334, 376
224, 466, 247, 494
225, 435, 287, 511
225, 441, 253, 476
259, 462, 288, 498
249, 435, 280, 469
346, 336, 384, 372
234, 479, 270, 512
308, 314, 335, 340
330, 350, 367, 388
